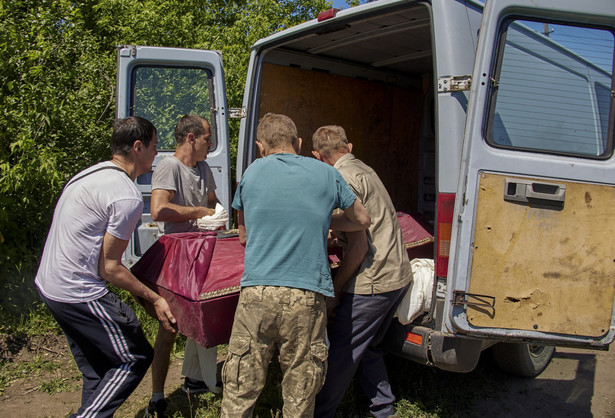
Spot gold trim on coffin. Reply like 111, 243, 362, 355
199, 285, 241, 301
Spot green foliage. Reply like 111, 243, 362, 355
134, 67, 214, 150
0, 0, 331, 316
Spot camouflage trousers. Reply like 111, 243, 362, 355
220, 285, 328, 418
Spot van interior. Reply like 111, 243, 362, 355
255, 3, 436, 227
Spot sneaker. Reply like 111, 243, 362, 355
144, 398, 167, 417
181, 377, 211, 394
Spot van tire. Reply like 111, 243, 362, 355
492, 343, 555, 377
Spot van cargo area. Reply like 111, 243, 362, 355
254, 3, 436, 222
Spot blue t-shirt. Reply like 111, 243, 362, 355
232, 153, 357, 297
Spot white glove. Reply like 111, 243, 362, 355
196, 203, 229, 230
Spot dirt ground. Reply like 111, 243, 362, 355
0, 334, 613, 417
467, 347, 615, 418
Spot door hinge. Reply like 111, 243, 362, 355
438, 75, 472, 92
229, 107, 247, 119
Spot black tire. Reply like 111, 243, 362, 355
492, 342, 555, 377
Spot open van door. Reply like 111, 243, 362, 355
116, 46, 232, 265
447, 0, 615, 348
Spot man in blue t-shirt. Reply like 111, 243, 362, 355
220, 113, 371, 417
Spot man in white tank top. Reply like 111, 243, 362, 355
35, 116, 176, 418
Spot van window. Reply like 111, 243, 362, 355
132, 66, 216, 150
487, 19, 614, 158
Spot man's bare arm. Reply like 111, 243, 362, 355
98, 232, 177, 332
237, 210, 246, 246
327, 230, 368, 316
330, 199, 371, 232
332, 230, 368, 296
207, 190, 219, 209
151, 189, 214, 222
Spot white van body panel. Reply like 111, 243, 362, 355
447, 0, 615, 347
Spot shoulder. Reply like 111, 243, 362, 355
197, 160, 213, 172
294, 154, 333, 170
88, 168, 141, 201
244, 156, 267, 173
155, 155, 180, 170
337, 155, 373, 178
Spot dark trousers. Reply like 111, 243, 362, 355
40, 291, 153, 418
315, 285, 408, 418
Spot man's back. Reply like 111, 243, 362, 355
334, 153, 411, 294
233, 153, 356, 297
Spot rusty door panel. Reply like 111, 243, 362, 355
467, 172, 615, 337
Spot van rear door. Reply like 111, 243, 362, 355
447, 0, 615, 347
116, 46, 232, 265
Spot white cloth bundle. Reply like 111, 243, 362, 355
196, 203, 229, 230
395, 258, 434, 325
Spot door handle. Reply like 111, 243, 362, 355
504, 178, 566, 209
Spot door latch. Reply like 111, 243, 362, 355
504, 178, 566, 209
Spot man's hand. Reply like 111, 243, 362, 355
237, 210, 247, 246
326, 294, 342, 317
153, 296, 177, 333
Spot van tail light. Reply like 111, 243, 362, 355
436, 193, 455, 277
318, 8, 339, 22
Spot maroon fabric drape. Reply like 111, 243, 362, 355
132, 231, 219, 300
131, 232, 244, 348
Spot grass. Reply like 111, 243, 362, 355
39, 376, 80, 394
0, 285, 510, 417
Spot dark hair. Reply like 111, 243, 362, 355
112, 116, 156, 156
174, 114, 209, 145
257, 113, 298, 150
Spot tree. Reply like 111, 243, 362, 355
0, 0, 330, 314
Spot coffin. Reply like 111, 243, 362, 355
131, 213, 432, 348
131, 231, 244, 348
328, 212, 434, 266
396, 212, 434, 260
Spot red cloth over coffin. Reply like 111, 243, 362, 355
328, 212, 434, 271
131, 231, 244, 348
397, 212, 434, 260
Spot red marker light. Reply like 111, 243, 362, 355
318, 8, 340, 22
405, 332, 423, 346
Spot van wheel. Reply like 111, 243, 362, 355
492, 343, 555, 377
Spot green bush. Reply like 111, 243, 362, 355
0, 0, 332, 317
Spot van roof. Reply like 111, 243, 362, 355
252, 0, 435, 76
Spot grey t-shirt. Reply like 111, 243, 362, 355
151, 155, 217, 234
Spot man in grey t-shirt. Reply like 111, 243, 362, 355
146, 115, 221, 416
152, 150, 217, 234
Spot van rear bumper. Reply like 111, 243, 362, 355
385, 321, 483, 373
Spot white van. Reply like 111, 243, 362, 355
117, 0, 615, 377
